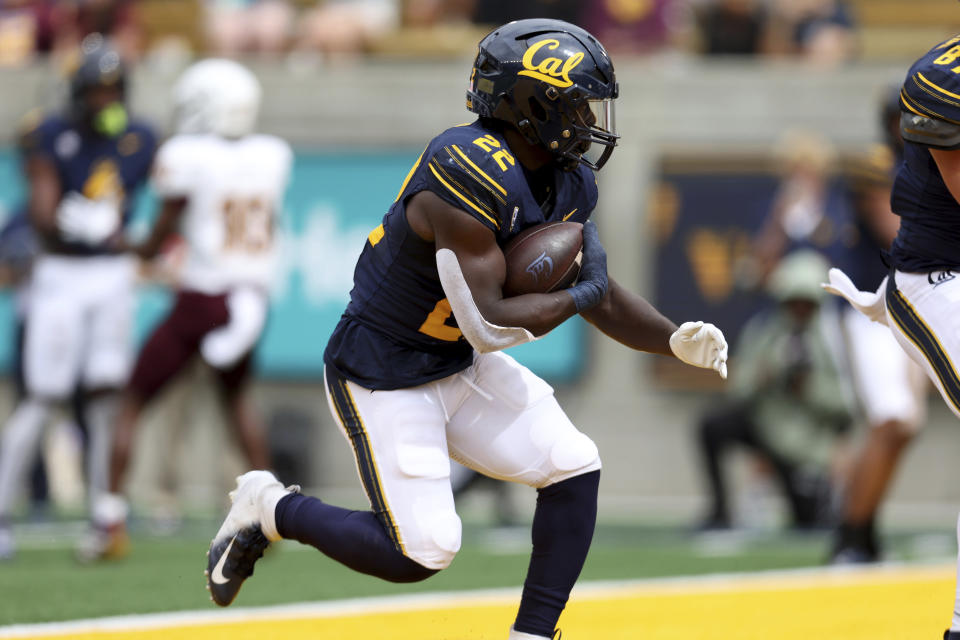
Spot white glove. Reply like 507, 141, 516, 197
669, 321, 728, 379
821, 267, 888, 326
55, 192, 121, 245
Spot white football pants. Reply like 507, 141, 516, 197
324, 351, 601, 570
884, 270, 960, 420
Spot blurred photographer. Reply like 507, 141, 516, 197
694, 250, 855, 531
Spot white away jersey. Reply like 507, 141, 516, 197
151, 133, 292, 293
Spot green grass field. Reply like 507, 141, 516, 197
1, 515, 951, 628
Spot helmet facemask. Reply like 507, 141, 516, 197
557, 91, 618, 171
496, 78, 619, 172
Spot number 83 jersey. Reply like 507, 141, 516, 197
324, 119, 598, 390
150, 133, 293, 294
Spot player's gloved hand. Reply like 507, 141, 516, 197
821, 267, 888, 326
670, 321, 729, 379
55, 192, 121, 245
566, 220, 608, 312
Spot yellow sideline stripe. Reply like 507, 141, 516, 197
3, 565, 954, 640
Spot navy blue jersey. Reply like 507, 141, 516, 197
324, 120, 598, 390
890, 35, 960, 271
18, 112, 156, 255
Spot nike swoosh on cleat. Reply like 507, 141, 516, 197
210, 537, 236, 585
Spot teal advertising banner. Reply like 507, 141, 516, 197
0, 149, 586, 383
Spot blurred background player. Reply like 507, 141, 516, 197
0, 35, 156, 560
828, 86, 928, 564
86, 58, 291, 560
0, 171, 92, 553
694, 249, 854, 532
202, 19, 728, 640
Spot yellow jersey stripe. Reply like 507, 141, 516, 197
450, 145, 507, 196
900, 90, 926, 117
901, 88, 960, 125
443, 148, 506, 206
563, 208, 578, 221
395, 148, 426, 202
428, 163, 500, 229
368, 223, 385, 247
917, 72, 960, 101
434, 161, 498, 218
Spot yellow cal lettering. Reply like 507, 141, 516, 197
518, 39, 584, 88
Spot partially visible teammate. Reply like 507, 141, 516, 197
203, 20, 728, 640
0, 37, 156, 559
828, 87, 927, 564
87, 59, 291, 559
821, 34, 960, 638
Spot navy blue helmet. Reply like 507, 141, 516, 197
467, 19, 619, 171
67, 35, 127, 135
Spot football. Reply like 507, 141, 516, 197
502, 221, 583, 297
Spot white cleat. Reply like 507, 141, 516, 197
205, 471, 299, 607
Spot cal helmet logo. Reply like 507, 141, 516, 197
519, 39, 584, 88
525, 251, 554, 281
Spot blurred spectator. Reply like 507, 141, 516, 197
471, 0, 580, 26
36, 0, 142, 61
750, 129, 841, 286
763, 0, 857, 66
0, 1, 37, 66
693, 0, 767, 56
693, 250, 854, 531
579, 0, 685, 55
295, 0, 399, 59
205, 0, 294, 56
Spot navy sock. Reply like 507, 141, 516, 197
513, 470, 600, 637
275, 493, 437, 583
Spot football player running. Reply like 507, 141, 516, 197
820, 34, 960, 639
204, 19, 728, 639
0, 36, 156, 560
87, 59, 291, 560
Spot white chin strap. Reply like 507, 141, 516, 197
435, 248, 539, 354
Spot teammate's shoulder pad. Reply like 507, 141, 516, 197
900, 111, 960, 149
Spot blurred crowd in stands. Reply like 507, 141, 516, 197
0, 0, 861, 67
